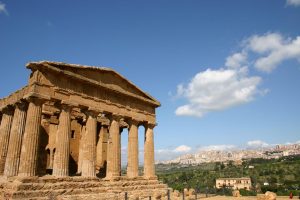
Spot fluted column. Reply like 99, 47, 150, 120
18, 98, 43, 177
106, 130, 112, 178
77, 125, 86, 174
81, 110, 98, 177
127, 119, 139, 178
144, 123, 156, 179
4, 102, 28, 177
49, 149, 54, 169
52, 104, 71, 177
106, 115, 121, 179
0, 106, 14, 175
96, 125, 108, 170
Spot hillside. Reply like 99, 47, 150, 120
156, 155, 300, 196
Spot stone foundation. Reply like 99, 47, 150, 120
0, 176, 169, 200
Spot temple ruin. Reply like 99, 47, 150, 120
0, 61, 168, 199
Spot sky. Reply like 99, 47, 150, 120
0, 0, 300, 162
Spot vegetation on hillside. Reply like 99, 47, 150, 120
156, 155, 300, 196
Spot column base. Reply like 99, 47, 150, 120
81, 175, 96, 178
143, 175, 157, 180
17, 173, 35, 177
52, 169, 69, 177
52, 175, 69, 178
126, 175, 139, 179
104, 175, 121, 181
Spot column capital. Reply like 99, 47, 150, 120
25, 96, 46, 106
1, 105, 14, 115
101, 121, 110, 127
55, 100, 78, 112
110, 113, 123, 121
128, 118, 140, 126
60, 104, 73, 112
61, 100, 79, 107
15, 100, 29, 110
24, 92, 51, 102
84, 107, 101, 118
146, 122, 156, 129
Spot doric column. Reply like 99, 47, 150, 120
106, 130, 112, 178
48, 149, 54, 169
96, 124, 108, 171
0, 106, 14, 175
106, 114, 121, 179
18, 98, 43, 177
4, 102, 28, 177
77, 125, 86, 174
127, 119, 139, 178
81, 110, 98, 177
144, 123, 156, 179
52, 104, 72, 177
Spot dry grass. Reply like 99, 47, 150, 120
198, 196, 290, 200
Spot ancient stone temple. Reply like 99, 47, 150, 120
0, 61, 168, 200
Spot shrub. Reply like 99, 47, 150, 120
239, 189, 257, 196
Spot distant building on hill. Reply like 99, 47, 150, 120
216, 177, 251, 190
234, 160, 243, 166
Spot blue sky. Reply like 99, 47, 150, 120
0, 0, 300, 161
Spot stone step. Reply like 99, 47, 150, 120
11, 188, 169, 199
1, 177, 169, 199
6, 182, 168, 199
11, 183, 168, 197
12, 180, 163, 191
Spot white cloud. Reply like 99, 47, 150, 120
198, 144, 236, 151
247, 33, 284, 54
247, 140, 269, 148
175, 32, 300, 117
174, 145, 192, 153
246, 33, 300, 72
287, 0, 300, 6
155, 145, 192, 161
175, 67, 262, 117
0, 2, 8, 15
225, 52, 247, 69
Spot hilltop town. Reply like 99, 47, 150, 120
160, 143, 300, 165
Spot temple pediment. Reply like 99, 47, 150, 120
26, 61, 160, 107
